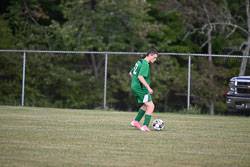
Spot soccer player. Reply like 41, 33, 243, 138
129, 49, 158, 131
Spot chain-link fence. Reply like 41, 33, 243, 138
0, 50, 249, 114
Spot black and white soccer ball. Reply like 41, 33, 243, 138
152, 119, 165, 131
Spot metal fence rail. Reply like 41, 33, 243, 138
0, 49, 248, 113
1, 49, 250, 57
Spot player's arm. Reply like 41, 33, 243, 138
129, 72, 132, 78
129, 67, 134, 78
138, 75, 153, 94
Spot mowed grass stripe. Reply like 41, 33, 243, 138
0, 106, 250, 167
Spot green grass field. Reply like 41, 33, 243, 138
1, 106, 250, 167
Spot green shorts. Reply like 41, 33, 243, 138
132, 89, 152, 104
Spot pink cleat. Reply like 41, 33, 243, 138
130, 120, 135, 127
130, 120, 141, 130
141, 125, 150, 132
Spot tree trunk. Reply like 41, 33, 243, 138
163, 98, 168, 113
239, 57, 249, 76
208, 28, 215, 115
90, 54, 98, 77
127, 91, 133, 112
239, 0, 250, 76
90, 54, 105, 78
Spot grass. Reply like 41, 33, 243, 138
0, 106, 250, 167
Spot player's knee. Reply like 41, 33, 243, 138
141, 104, 147, 111
146, 101, 154, 110
151, 102, 155, 110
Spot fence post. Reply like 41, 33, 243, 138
104, 54, 108, 110
187, 54, 191, 112
21, 51, 26, 106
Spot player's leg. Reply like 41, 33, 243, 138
130, 91, 150, 130
131, 105, 146, 130
144, 101, 154, 115
141, 101, 154, 131
135, 105, 146, 122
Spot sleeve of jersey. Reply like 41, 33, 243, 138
138, 63, 149, 77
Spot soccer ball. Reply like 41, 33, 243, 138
152, 119, 165, 131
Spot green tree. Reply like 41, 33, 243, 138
59, 0, 160, 110
0, 17, 22, 105
145, 0, 200, 112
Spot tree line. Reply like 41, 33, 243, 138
0, 0, 250, 114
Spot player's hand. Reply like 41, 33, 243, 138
148, 87, 153, 94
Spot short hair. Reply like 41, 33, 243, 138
146, 48, 158, 57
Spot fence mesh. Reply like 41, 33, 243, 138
26, 52, 105, 109
0, 50, 249, 114
188, 56, 244, 115
0, 52, 23, 106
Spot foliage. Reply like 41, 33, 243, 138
0, 53, 23, 105
0, 0, 248, 114
60, 0, 151, 51
0, 16, 15, 49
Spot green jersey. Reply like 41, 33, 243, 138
130, 59, 150, 93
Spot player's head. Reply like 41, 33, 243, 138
146, 48, 158, 63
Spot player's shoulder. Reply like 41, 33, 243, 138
137, 59, 143, 63
142, 59, 149, 66
136, 59, 143, 66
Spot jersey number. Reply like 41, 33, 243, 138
133, 63, 138, 75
